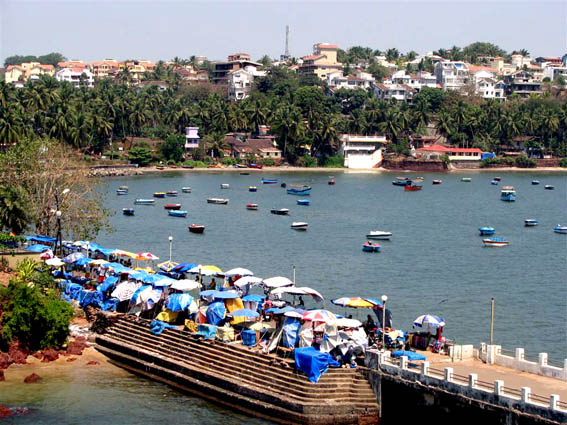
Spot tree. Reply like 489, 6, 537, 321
0, 185, 30, 234
257, 55, 272, 67
367, 63, 388, 82
159, 134, 185, 163
128, 145, 153, 166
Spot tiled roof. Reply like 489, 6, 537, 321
417, 144, 482, 153
302, 54, 325, 61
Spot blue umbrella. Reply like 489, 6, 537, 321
228, 309, 259, 318
199, 290, 239, 299
171, 263, 198, 273
413, 314, 446, 328
63, 252, 85, 263
242, 294, 265, 303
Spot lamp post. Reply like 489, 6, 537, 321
54, 188, 70, 258
381, 295, 388, 351
168, 236, 173, 263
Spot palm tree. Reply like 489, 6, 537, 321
245, 99, 267, 135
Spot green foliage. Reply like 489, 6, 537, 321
321, 154, 345, 168
4, 52, 66, 67
514, 155, 537, 168
559, 158, 567, 168
480, 157, 515, 167
221, 157, 238, 166
297, 154, 317, 167
440, 154, 450, 165
182, 159, 207, 168
0, 184, 31, 234
159, 134, 184, 163
367, 63, 388, 81
128, 146, 153, 166
413, 87, 445, 112
0, 233, 25, 247
262, 157, 275, 166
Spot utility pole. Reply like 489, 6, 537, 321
490, 297, 495, 345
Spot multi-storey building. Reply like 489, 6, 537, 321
297, 43, 343, 80
55, 67, 94, 87
434, 61, 470, 90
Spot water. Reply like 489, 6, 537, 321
4, 170, 566, 423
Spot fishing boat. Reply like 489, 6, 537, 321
182, 187, 192, 193
156, 166, 165, 170
291, 222, 308, 230
501, 186, 516, 202
116, 189, 129, 195
544, 185, 555, 190
524, 219, 538, 227
249, 186, 257, 192
532, 180, 540, 185
461, 177, 472, 182
491, 180, 499, 185
432, 180, 442, 185
220, 183, 230, 189
554, 225, 567, 234
153, 192, 166, 198
249, 164, 263, 169
297, 199, 310, 206
404, 183, 422, 191
240, 172, 250, 175
246, 203, 258, 211
271, 208, 290, 215
164, 203, 181, 210
166, 190, 178, 197
493, 177, 501, 182
261, 178, 277, 184
479, 226, 495, 236
286, 184, 311, 195
168, 210, 188, 218
362, 242, 381, 252
188, 224, 205, 234
392, 177, 411, 186
207, 198, 229, 205
366, 231, 392, 240
280, 182, 287, 188
122, 208, 135, 216
328, 179, 335, 185
119, 186, 129, 190
483, 238, 509, 247
134, 199, 155, 205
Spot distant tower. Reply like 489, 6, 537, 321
281, 25, 290, 61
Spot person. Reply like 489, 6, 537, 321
208, 278, 216, 290
298, 296, 305, 307
347, 314, 353, 319
363, 314, 376, 334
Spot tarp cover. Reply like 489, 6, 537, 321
225, 297, 245, 325
102, 298, 119, 312
78, 290, 103, 308
282, 317, 301, 348
26, 244, 50, 252
150, 319, 178, 335
206, 301, 226, 326
294, 347, 340, 383
97, 276, 119, 295
26, 235, 56, 243
166, 293, 194, 312
392, 350, 427, 361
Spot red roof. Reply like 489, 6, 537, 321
316, 44, 338, 49
469, 65, 497, 73
302, 54, 325, 61
418, 144, 482, 154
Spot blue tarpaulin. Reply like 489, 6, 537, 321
150, 319, 178, 335
206, 301, 226, 325
196, 324, 217, 339
26, 235, 56, 244
242, 294, 265, 303
294, 347, 340, 383
170, 263, 197, 273
392, 350, 427, 361
102, 298, 120, 312
26, 244, 50, 252
71, 275, 90, 285
75, 257, 92, 266
65, 282, 83, 300
166, 293, 194, 312
97, 276, 119, 295
282, 317, 301, 348
200, 290, 239, 300
78, 290, 103, 308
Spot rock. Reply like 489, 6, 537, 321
8, 342, 28, 365
41, 348, 60, 363
0, 370, 4, 381
24, 373, 41, 383
66, 337, 87, 356
0, 352, 11, 370
66, 357, 77, 363
86, 361, 99, 366
0, 405, 12, 418
31, 352, 43, 360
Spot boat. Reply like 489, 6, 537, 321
483, 238, 509, 247
164, 203, 181, 210
554, 225, 567, 234
362, 242, 381, 252
166, 190, 178, 197
490, 180, 499, 185
270, 208, 290, 215
297, 199, 310, 206
404, 184, 422, 191
156, 166, 165, 170
207, 198, 229, 205
119, 186, 129, 190
328, 179, 335, 185
248, 186, 257, 192
220, 183, 230, 189
501, 186, 516, 202
544, 185, 555, 190
168, 210, 188, 218
493, 177, 501, 182
524, 219, 538, 227
432, 180, 442, 185
392, 177, 411, 186
134, 199, 155, 205
532, 180, 540, 185
246, 203, 258, 211
153, 192, 166, 198
261, 178, 277, 184
291, 222, 308, 231
234, 164, 247, 169
240, 172, 250, 175
479, 227, 495, 236
286, 184, 311, 196
188, 224, 205, 234
461, 177, 472, 182
249, 164, 263, 169
366, 231, 392, 240
116, 189, 129, 195
122, 208, 135, 216
182, 187, 192, 193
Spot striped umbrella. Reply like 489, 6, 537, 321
302, 309, 337, 323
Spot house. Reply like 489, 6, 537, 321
226, 66, 266, 100
57, 60, 90, 71
390, 70, 437, 92
213, 53, 262, 84
4, 65, 25, 83
373, 83, 414, 101
503, 71, 542, 98
543, 66, 567, 81
92, 60, 120, 78
4, 62, 54, 83
184, 127, 200, 150
510, 54, 532, 70
135, 80, 170, 91
417, 144, 482, 161
297, 43, 343, 80
434, 61, 469, 91
55, 67, 94, 87
338, 134, 389, 168
124, 60, 156, 83
328, 73, 373, 90
227, 135, 282, 161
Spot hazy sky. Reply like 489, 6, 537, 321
1, 0, 566, 64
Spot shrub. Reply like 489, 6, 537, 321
514, 155, 537, 168
183, 160, 207, 168
321, 155, 344, 168
297, 154, 317, 167
262, 157, 275, 166
480, 157, 515, 167
559, 158, 567, 168
221, 157, 238, 166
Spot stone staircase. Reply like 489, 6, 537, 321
96, 315, 379, 425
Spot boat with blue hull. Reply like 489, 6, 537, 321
297, 199, 310, 206
532, 180, 540, 185
525, 219, 538, 227
249, 186, 257, 192
168, 210, 188, 218
287, 185, 311, 196
544, 185, 555, 190
122, 208, 135, 216
554, 225, 567, 234
117, 189, 129, 195
392, 177, 411, 186
261, 178, 278, 184
479, 227, 495, 236
501, 186, 516, 202
363, 242, 381, 252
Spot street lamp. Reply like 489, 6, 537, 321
381, 295, 388, 351
54, 188, 70, 258
168, 236, 173, 262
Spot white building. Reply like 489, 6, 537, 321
543, 66, 567, 81
339, 134, 389, 168
434, 61, 469, 91
373, 83, 414, 101
327, 72, 373, 90
510, 54, 532, 70
55, 67, 94, 87
227, 65, 266, 101
185, 127, 200, 150
390, 70, 437, 92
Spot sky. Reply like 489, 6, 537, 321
1, 0, 566, 64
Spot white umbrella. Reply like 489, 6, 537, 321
335, 318, 362, 328
270, 286, 324, 302
413, 314, 446, 328
233, 276, 263, 289
111, 281, 140, 302
224, 267, 254, 277
188, 265, 221, 276
170, 279, 201, 292
45, 257, 64, 267
262, 276, 294, 288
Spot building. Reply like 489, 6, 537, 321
390, 70, 438, 92
373, 83, 414, 101
297, 43, 343, 80
135, 80, 170, 91
92, 60, 120, 79
213, 53, 262, 84
338, 134, 389, 168
55, 67, 94, 87
226, 66, 266, 101
434, 61, 470, 91
57, 60, 90, 71
227, 135, 282, 161
184, 127, 200, 151
543, 66, 567, 81
327, 72, 373, 90
510, 54, 532, 70
503, 71, 542, 98
123, 60, 156, 83
4, 62, 55, 83
416, 144, 482, 161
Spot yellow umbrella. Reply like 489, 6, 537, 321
113, 249, 139, 259
202, 265, 222, 273
158, 260, 179, 272
346, 298, 375, 308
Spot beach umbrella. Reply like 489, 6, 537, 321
39, 250, 54, 260
111, 281, 139, 301
242, 294, 265, 303
335, 318, 362, 328
233, 276, 263, 289
365, 298, 384, 309
45, 257, 64, 267
302, 309, 337, 323
284, 308, 307, 319
89, 259, 109, 266
158, 260, 179, 272
227, 309, 259, 318
413, 314, 446, 328
224, 267, 254, 277
129, 270, 150, 281
62, 252, 85, 264
188, 265, 222, 276
271, 286, 324, 302
112, 249, 139, 259
170, 263, 198, 273
137, 252, 160, 261
262, 276, 294, 288
165, 293, 194, 312
26, 244, 50, 253
131, 285, 162, 306
331, 297, 375, 308
170, 279, 200, 292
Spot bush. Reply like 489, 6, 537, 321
480, 157, 515, 167
183, 160, 207, 168
321, 155, 344, 168
297, 154, 317, 167
559, 158, 567, 168
262, 157, 275, 166
221, 157, 238, 166
514, 155, 537, 168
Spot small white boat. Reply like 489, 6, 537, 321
116, 189, 128, 195
544, 185, 555, 190
134, 199, 155, 205
524, 219, 538, 227
554, 225, 567, 234
461, 177, 472, 182
246, 203, 258, 211
366, 230, 392, 240
291, 222, 308, 230
220, 183, 230, 189
483, 238, 509, 247
182, 187, 192, 193
207, 198, 229, 205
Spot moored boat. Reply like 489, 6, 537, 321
188, 224, 205, 234
554, 225, 567, 234
461, 177, 472, 182
328, 179, 335, 185
544, 185, 555, 190
404, 184, 422, 191
271, 208, 290, 215
207, 198, 229, 205
297, 199, 310, 206
362, 241, 381, 252
116, 189, 129, 195
122, 208, 135, 216
291, 222, 308, 230
182, 187, 192, 193
366, 230, 392, 240
483, 238, 509, 247
432, 180, 442, 185
220, 183, 230, 189
166, 190, 178, 196
392, 177, 411, 186
246, 203, 258, 211
261, 178, 277, 184
532, 180, 540, 185
493, 177, 501, 182
479, 226, 495, 236
240, 172, 250, 175
153, 192, 166, 198
134, 199, 155, 205
119, 186, 129, 190
168, 210, 188, 218
491, 180, 498, 185
287, 184, 311, 196
524, 219, 538, 227
249, 186, 257, 192
501, 186, 516, 202
164, 203, 181, 210
249, 163, 263, 169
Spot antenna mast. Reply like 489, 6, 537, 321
281, 25, 290, 60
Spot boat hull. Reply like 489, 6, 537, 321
134, 199, 155, 205
164, 204, 181, 210
117, 190, 128, 195
366, 232, 392, 240
189, 225, 205, 233
248, 187, 257, 192
207, 199, 228, 205
501, 194, 516, 202
246, 204, 258, 210
479, 228, 495, 236
182, 188, 192, 193
168, 211, 187, 217
154, 193, 166, 198
483, 238, 509, 247
122, 209, 135, 216
404, 185, 422, 191
363, 243, 380, 252
287, 188, 311, 196
271, 209, 289, 215
554, 226, 567, 234
291, 222, 308, 230
261, 179, 277, 184
297, 199, 310, 206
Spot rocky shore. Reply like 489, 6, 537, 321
87, 166, 145, 178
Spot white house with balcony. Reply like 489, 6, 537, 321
55, 67, 94, 88
373, 83, 414, 101
390, 70, 438, 92
434, 61, 469, 91
328, 72, 373, 90
226, 65, 266, 101
184, 127, 200, 151
339, 134, 389, 168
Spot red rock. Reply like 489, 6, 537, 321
66, 338, 87, 356
23, 373, 41, 383
86, 361, 99, 366
0, 352, 11, 370
41, 348, 60, 363
0, 405, 12, 418
0, 370, 4, 382
31, 352, 43, 360
66, 358, 77, 362
8, 342, 29, 365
